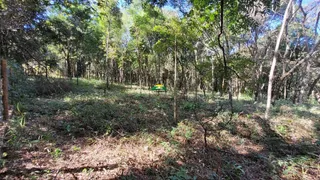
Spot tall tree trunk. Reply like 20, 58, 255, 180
138, 50, 142, 93
181, 64, 187, 97
282, 7, 293, 100
265, 0, 293, 119
145, 55, 148, 87
1, 59, 9, 121
174, 34, 178, 122
254, 63, 263, 102
211, 57, 215, 96
299, 61, 310, 103
66, 52, 72, 79
105, 20, 110, 90
283, 69, 287, 99
218, 0, 233, 120
194, 49, 198, 100
88, 63, 91, 79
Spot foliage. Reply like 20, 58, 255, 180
51, 148, 63, 159
169, 167, 193, 180
1, 0, 320, 178
8, 61, 35, 102
275, 155, 320, 179
170, 121, 195, 140
34, 78, 72, 96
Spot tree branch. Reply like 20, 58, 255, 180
280, 36, 320, 81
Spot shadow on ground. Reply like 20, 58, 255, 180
1, 80, 319, 179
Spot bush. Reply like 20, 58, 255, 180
8, 61, 36, 102
34, 78, 72, 96
7, 61, 72, 100
70, 100, 116, 134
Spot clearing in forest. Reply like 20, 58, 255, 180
0, 79, 319, 179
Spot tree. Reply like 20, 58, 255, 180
0, 0, 48, 59
43, 1, 93, 78
265, 0, 293, 119
97, 0, 122, 89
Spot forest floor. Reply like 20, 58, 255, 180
0, 78, 319, 180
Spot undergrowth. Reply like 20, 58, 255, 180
2, 77, 320, 179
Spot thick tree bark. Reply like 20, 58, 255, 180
265, 0, 293, 119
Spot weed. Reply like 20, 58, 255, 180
30, 175, 39, 180
275, 125, 288, 136
34, 78, 72, 96
147, 137, 154, 145
40, 132, 54, 142
169, 167, 192, 180
161, 141, 171, 152
139, 104, 147, 113
0, 152, 7, 168
275, 155, 319, 179
15, 102, 26, 127
70, 100, 116, 134
8, 61, 37, 102
82, 168, 94, 174
222, 161, 245, 179
72, 145, 81, 151
105, 123, 113, 135
182, 101, 197, 111
237, 138, 246, 145
51, 148, 63, 159
171, 122, 195, 141
6, 112, 29, 148
0, 158, 6, 168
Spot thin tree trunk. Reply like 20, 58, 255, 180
218, 0, 233, 120
299, 61, 310, 103
307, 74, 320, 97
105, 20, 110, 90
1, 59, 9, 121
66, 52, 72, 79
138, 50, 142, 94
194, 49, 198, 100
174, 34, 178, 122
211, 57, 215, 96
265, 0, 293, 119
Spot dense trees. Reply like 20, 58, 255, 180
1, 0, 320, 119
2, 1, 320, 179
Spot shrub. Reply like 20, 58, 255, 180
8, 61, 36, 102
34, 78, 72, 96
7, 61, 72, 100
70, 100, 116, 134
182, 101, 201, 111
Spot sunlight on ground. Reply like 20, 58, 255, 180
1, 79, 319, 179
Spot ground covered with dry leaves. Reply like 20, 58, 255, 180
0, 79, 319, 179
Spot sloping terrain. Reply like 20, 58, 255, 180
1, 79, 319, 179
